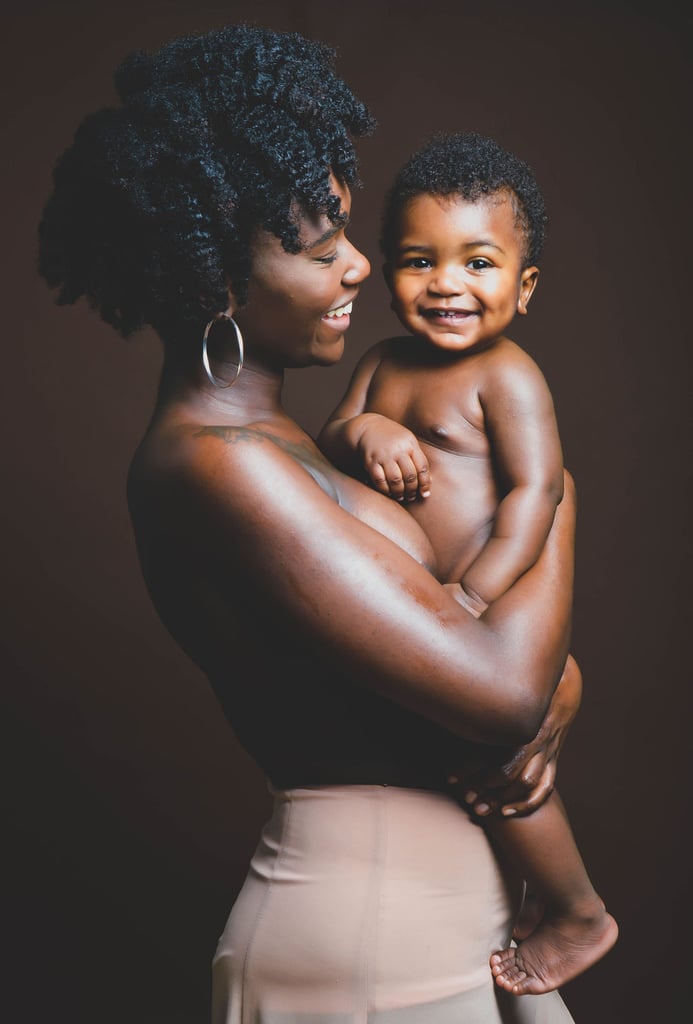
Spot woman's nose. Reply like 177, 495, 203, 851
343, 238, 371, 285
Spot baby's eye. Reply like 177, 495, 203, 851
403, 256, 432, 269
468, 257, 493, 271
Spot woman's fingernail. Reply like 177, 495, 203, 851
502, 807, 517, 816
447, 774, 459, 785
475, 802, 490, 815
464, 791, 477, 804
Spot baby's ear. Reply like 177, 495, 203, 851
517, 266, 539, 315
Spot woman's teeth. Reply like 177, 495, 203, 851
324, 302, 353, 318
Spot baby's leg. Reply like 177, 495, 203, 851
486, 790, 618, 995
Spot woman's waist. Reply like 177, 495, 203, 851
218, 682, 474, 790
251, 782, 498, 884
268, 759, 452, 793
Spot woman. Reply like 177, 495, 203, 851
39, 23, 580, 1023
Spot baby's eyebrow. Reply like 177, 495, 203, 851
468, 238, 506, 254
397, 239, 507, 255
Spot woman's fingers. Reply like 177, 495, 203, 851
449, 743, 554, 817
499, 758, 557, 817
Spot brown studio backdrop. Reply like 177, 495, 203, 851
3, 2, 691, 1022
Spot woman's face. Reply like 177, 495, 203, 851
232, 177, 371, 369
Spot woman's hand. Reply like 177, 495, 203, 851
447, 655, 582, 817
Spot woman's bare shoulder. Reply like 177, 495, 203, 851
128, 418, 326, 525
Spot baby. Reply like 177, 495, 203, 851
319, 131, 618, 995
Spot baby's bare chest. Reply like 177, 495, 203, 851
366, 359, 491, 458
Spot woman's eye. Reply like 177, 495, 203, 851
315, 252, 339, 265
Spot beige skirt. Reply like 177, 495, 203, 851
212, 785, 575, 1023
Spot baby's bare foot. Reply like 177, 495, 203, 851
490, 900, 618, 995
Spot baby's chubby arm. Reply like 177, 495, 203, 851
461, 344, 564, 615
318, 341, 431, 502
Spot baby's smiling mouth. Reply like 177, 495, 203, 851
422, 307, 476, 320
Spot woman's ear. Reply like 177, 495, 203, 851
224, 277, 241, 317
517, 267, 539, 315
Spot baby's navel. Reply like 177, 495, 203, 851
429, 424, 449, 440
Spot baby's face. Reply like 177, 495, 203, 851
385, 192, 538, 354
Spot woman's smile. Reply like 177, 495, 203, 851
322, 300, 354, 329
234, 177, 369, 367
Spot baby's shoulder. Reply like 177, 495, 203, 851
484, 336, 541, 370
479, 338, 550, 394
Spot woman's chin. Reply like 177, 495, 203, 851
313, 336, 346, 365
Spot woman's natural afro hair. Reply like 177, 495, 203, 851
38, 23, 375, 344
380, 131, 547, 268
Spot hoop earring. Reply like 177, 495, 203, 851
201, 313, 244, 388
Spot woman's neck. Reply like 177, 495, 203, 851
155, 344, 287, 425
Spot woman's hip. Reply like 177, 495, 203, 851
214, 784, 521, 1008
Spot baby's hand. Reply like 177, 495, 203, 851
358, 418, 430, 501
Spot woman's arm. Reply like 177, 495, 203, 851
182, 431, 575, 747
448, 654, 582, 816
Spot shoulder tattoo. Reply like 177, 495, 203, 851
194, 424, 328, 473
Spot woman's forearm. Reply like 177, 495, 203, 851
338, 472, 575, 746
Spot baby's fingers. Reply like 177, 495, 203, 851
367, 457, 411, 500
399, 453, 425, 502
366, 459, 397, 497
410, 448, 431, 499
382, 449, 430, 502
364, 442, 429, 502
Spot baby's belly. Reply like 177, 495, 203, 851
408, 450, 500, 584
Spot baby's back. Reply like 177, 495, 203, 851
365, 337, 503, 583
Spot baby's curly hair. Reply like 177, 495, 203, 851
38, 24, 375, 343
380, 131, 547, 268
